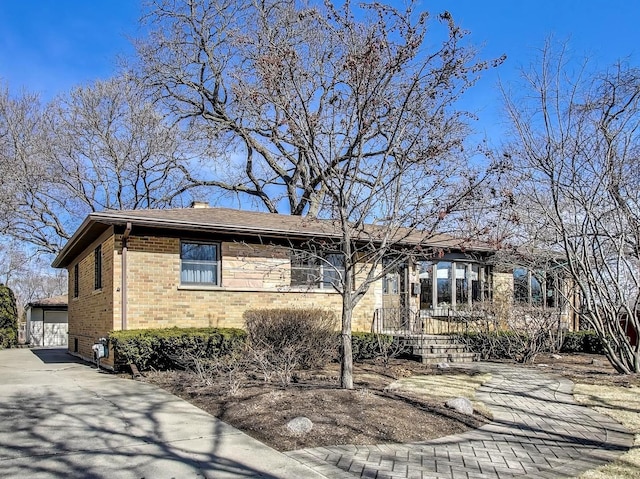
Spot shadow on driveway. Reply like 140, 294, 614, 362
30, 347, 88, 365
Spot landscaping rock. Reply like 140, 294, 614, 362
286, 416, 313, 435
445, 397, 473, 416
436, 362, 450, 369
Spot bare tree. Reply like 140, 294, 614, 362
503, 40, 640, 373
0, 240, 66, 317
0, 76, 201, 254
136, 0, 504, 217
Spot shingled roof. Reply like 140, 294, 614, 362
27, 294, 67, 308
52, 206, 494, 268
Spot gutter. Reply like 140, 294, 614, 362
121, 222, 132, 331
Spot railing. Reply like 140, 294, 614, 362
373, 308, 423, 335
373, 307, 491, 335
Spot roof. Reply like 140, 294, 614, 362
27, 294, 68, 308
52, 207, 495, 268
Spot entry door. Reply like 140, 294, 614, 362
382, 264, 409, 329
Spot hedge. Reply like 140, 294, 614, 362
351, 332, 407, 362
560, 331, 605, 355
109, 327, 246, 371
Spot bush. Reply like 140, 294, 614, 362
0, 285, 18, 349
244, 308, 338, 385
109, 327, 246, 371
453, 331, 529, 361
561, 330, 605, 355
0, 328, 17, 349
351, 332, 408, 363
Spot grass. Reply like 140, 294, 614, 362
574, 383, 640, 478
385, 372, 493, 418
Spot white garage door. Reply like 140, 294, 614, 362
43, 310, 68, 347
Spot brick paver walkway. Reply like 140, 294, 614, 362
286, 363, 634, 478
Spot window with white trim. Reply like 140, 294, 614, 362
180, 241, 220, 286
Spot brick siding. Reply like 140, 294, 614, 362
67, 231, 381, 367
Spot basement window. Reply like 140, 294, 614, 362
180, 241, 220, 286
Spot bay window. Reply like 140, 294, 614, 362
419, 259, 491, 313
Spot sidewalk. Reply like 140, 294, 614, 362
287, 363, 634, 478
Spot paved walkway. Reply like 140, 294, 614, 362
287, 363, 634, 479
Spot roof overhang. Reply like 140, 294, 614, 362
52, 209, 496, 268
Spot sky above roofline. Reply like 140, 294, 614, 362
1, 1, 639, 145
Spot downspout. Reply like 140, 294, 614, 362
121, 222, 132, 331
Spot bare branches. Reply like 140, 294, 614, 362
0, 76, 200, 254
137, 0, 502, 216
503, 40, 640, 373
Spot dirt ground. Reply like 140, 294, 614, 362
142, 359, 489, 451
141, 353, 636, 452
531, 352, 640, 387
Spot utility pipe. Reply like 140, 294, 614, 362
121, 222, 132, 331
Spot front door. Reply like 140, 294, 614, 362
382, 263, 410, 331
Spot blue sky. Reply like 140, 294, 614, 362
1, 1, 639, 136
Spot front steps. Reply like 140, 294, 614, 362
398, 334, 477, 364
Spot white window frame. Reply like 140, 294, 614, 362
180, 241, 221, 286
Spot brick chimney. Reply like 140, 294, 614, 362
190, 201, 210, 209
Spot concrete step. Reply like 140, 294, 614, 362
398, 335, 459, 346
416, 352, 477, 365
412, 344, 468, 355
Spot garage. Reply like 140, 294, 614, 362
25, 295, 68, 347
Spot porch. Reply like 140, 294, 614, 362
371, 308, 478, 364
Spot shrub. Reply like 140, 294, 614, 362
244, 308, 338, 385
560, 331, 584, 353
0, 328, 17, 349
453, 331, 529, 361
109, 327, 246, 371
351, 332, 408, 363
561, 330, 605, 355
0, 285, 18, 349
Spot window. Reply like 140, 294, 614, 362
181, 241, 220, 286
290, 251, 345, 289
419, 261, 434, 309
514, 268, 529, 304
436, 262, 452, 306
419, 259, 492, 313
94, 245, 102, 290
73, 264, 79, 298
514, 268, 560, 308
382, 257, 401, 295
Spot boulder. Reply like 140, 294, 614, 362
286, 416, 313, 435
591, 358, 604, 367
551, 354, 562, 360
436, 362, 450, 369
445, 397, 473, 416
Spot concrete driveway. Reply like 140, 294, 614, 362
0, 348, 326, 479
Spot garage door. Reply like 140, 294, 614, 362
43, 310, 68, 347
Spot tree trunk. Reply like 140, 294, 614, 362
340, 301, 354, 389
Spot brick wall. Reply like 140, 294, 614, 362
115, 234, 380, 337
67, 228, 116, 363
